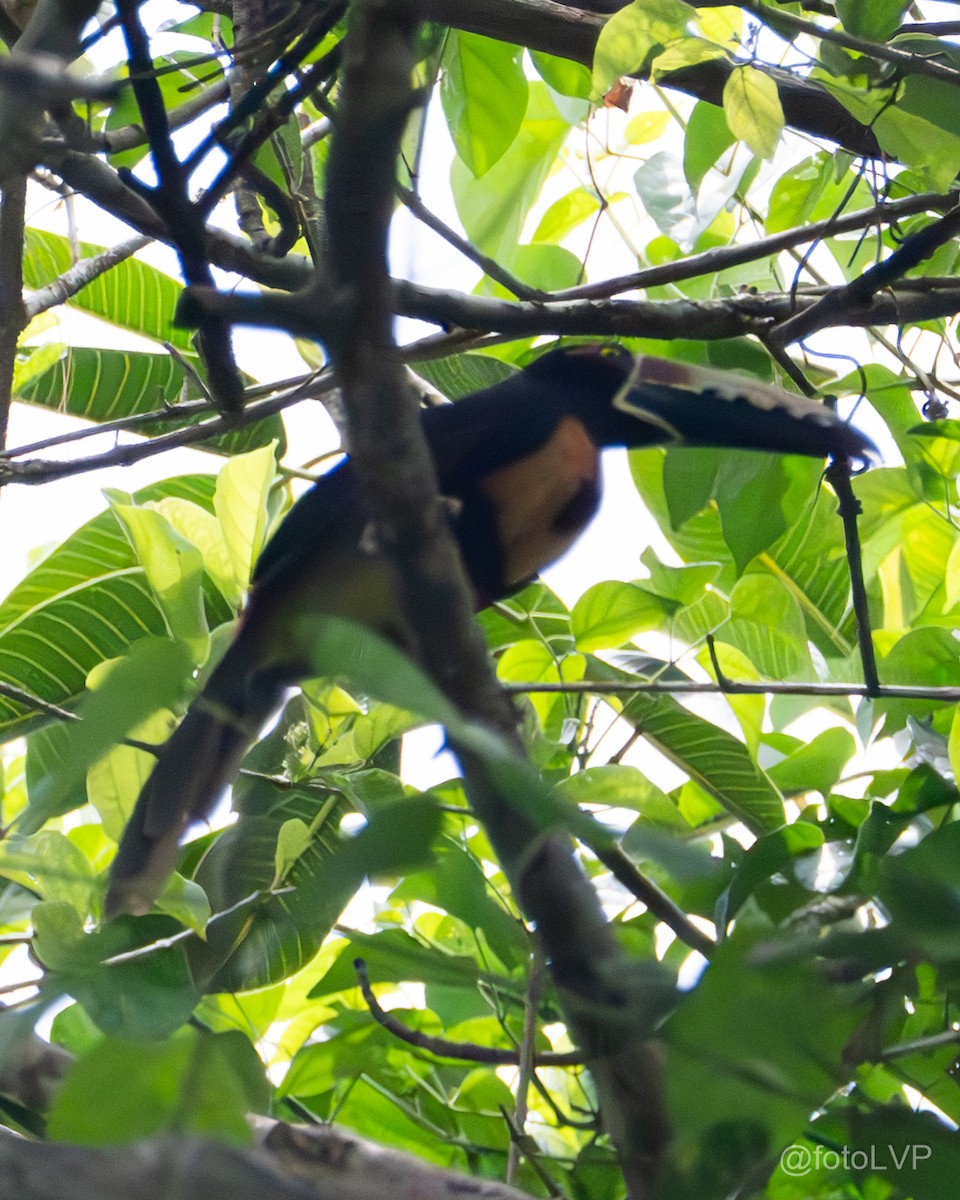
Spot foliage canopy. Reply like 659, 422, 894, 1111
1, 1, 960, 1198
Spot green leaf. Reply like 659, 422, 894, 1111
532, 188, 601, 244
111, 504, 208, 659
717, 823, 824, 926
666, 935, 861, 1171
650, 36, 727, 82
32, 904, 200, 1038
662, 447, 722, 529
715, 453, 820, 574
47, 1029, 261, 1145
767, 728, 856, 797
441, 32, 528, 177
496, 638, 584, 730
15, 344, 282, 458
529, 49, 592, 99
507, 243, 582, 291
18, 344, 187, 416
555, 764, 682, 825
306, 928, 489, 1001
274, 818, 314, 880
845, 1109, 960, 1199
877, 628, 960, 732
631, 447, 734, 582
641, 551, 720, 606
214, 442, 280, 592
413, 353, 514, 401
879, 822, 960, 960
721, 574, 813, 679
188, 788, 355, 993
588, 659, 784, 834
390, 842, 528, 968
949, 708, 960, 787
722, 65, 784, 160
23, 229, 192, 349
683, 101, 734, 192
625, 110, 672, 145
86, 708, 176, 842
26, 638, 194, 828
451, 84, 571, 262
0, 831, 94, 915
572, 580, 668, 650
765, 154, 832, 234
0, 476, 221, 743
821, 73, 960, 190
152, 497, 240, 609
153, 873, 211, 935
836, 0, 910, 40
592, 0, 691, 98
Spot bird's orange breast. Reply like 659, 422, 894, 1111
479, 415, 601, 589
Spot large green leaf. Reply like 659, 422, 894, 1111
16, 345, 285, 457
0, 477, 221, 740
441, 32, 528, 177
47, 1028, 265, 1145
451, 83, 571, 262
23, 229, 193, 349
836, 0, 909, 40
722, 64, 784, 160
591, 0, 690, 97
190, 790, 441, 993
720, 574, 814, 680
630, 445, 736, 585
25, 637, 194, 830
588, 658, 784, 834
413, 353, 515, 400
664, 935, 862, 1192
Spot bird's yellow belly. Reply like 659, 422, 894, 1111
480, 415, 601, 588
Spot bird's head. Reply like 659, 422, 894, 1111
524, 343, 876, 463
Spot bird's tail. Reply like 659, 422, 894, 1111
105, 650, 283, 918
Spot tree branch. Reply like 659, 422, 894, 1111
116, 0, 243, 411
418, 0, 882, 156
353, 957, 583, 1066
321, 3, 669, 1193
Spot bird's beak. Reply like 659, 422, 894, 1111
612, 354, 877, 464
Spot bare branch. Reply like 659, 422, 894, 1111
25, 234, 151, 318
353, 957, 583, 1066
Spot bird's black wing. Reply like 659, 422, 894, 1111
253, 458, 366, 587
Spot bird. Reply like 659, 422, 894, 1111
105, 343, 873, 916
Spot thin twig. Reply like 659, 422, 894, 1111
741, 0, 960, 87
503, 678, 958, 701
353, 958, 581, 1067
826, 460, 881, 696
588, 843, 715, 959
397, 185, 546, 301
549, 191, 956, 303
25, 234, 152, 318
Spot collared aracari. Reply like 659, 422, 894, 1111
106, 343, 873, 916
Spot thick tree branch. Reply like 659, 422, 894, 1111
321, 2, 668, 1193
417, 0, 882, 156
116, 0, 243, 411
183, 274, 960, 347
0, 176, 26, 451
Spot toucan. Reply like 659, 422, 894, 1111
105, 343, 873, 916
